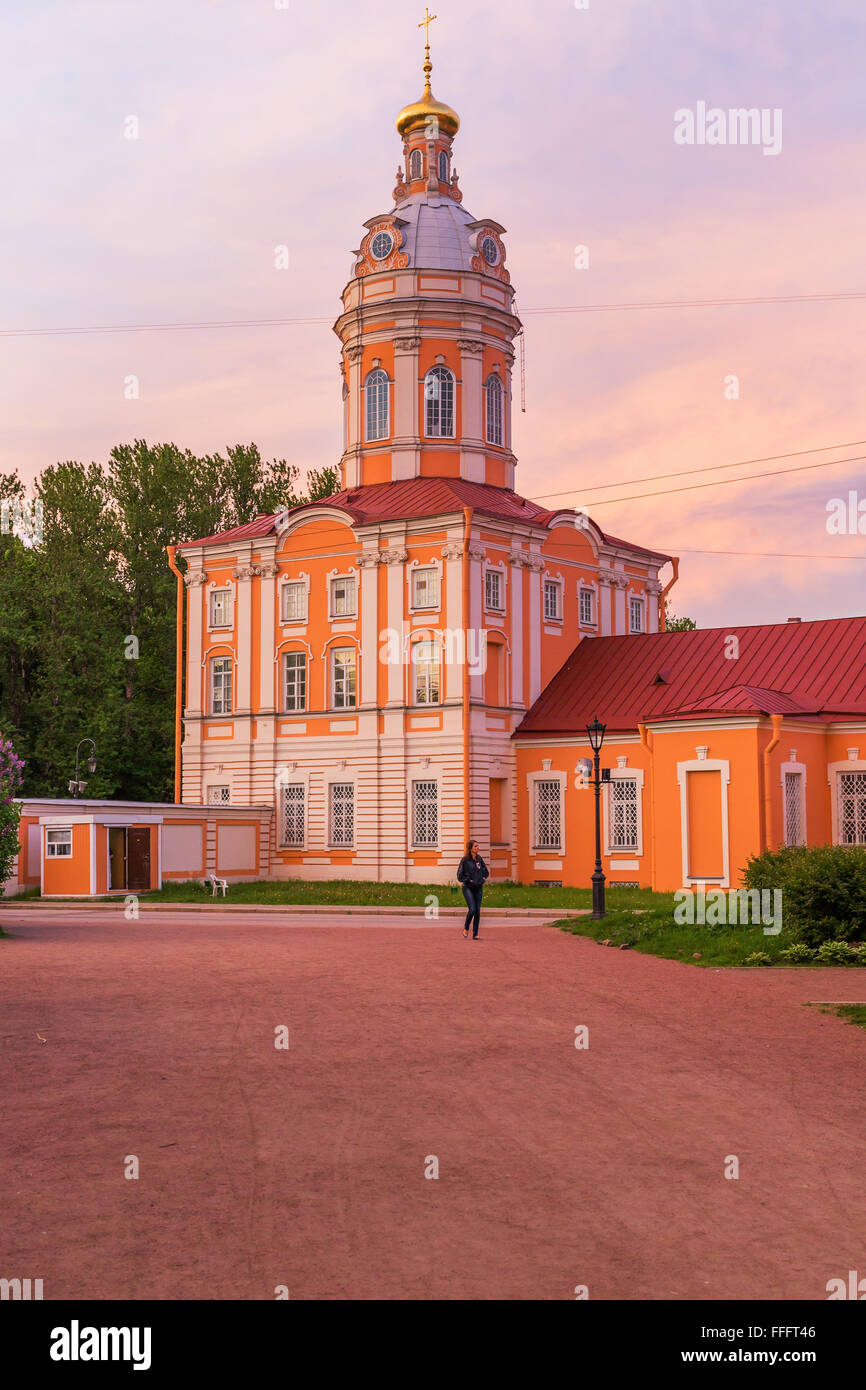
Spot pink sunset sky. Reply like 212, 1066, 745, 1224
2, 0, 864, 627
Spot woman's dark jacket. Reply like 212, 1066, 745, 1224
457, 855, 489, 888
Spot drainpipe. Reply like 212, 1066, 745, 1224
462, 506, 474, 849
762, 713, 783, 850
638, 722, 655, 889
166, 546, 184, 804
659, 557, 680, 631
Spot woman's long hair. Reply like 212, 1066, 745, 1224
465, 839, 478, 858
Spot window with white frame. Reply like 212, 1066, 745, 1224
208, 785, 230, 805
438, 149, 449, 181
45, 827, 72, 857
332, 647, 357, 708
579, 588, 595, 625
412, 640, 440, 705
281, 581, 307, 623
485, 374, 503, 446
837, 772, 866, 845
330, 575, 357, 618
543, 579, 562, 622
424, 366, 455, 438
209, 588, 232, 628
412, 566, 439, 609
210, 656, 233, 714
280, 784, 305, 848
283, 651, 307, 712
485, 567, 504, 611
533, 779, 562, 851
412, 779, 438, 846
608, 778, 639, 851
364, 368, 390, 442
329, 782, 354, 847
783, 771, 805, 847
409, 148, 423, 180
629, 597, 644, 633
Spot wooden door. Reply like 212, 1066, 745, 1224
126, 828, 151, 892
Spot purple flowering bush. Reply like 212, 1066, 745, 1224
0, 736, 25, 888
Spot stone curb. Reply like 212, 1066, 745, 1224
0, 900, 590, 918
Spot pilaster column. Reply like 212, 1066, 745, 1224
357, 549, 381, 705
258, 560, 278, 714
599, 572, 614, 636
231, 562, 255, 714
392, 335, 421, 480
442, 541, 463, 701
508, 551, 525, 706
183, 569, 207, 716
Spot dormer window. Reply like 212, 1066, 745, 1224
370, 230, 394, 261
438, 150, 449, 181
409, 149, 423, 180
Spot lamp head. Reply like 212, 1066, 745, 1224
586, 717, 606, 753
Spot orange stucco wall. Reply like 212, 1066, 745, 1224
42, 822, 92, 896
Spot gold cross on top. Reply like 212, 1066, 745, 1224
418, 8, 437, 53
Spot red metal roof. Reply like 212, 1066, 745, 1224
176, 478, 671, 560
514, 617, 866, 736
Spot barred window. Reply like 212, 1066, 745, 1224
283, 651, 306, 712
424, 366, 455, 438
629, 597, 644, 633
209, 589, 232, 628
412, 779, 438, 846
329, 782, 354, 847
485, 568, 503, 611
412, 567, 439, 609
280, 784, 305, 848
544, 580, 561, 621
534, 779, 562, 850
208, 785, 230, 805
784, 771, 804, 847
332, 647, 357, 708
838, 772, 866, 845
281, 581, 306, 623
330, 575, 357, 617
579, 588, 594, 625
211, 656, 233, 714
412, 639, 440, 705
485, 373, 503, 446
364, 368, 390, 442
608, 778, 639, 852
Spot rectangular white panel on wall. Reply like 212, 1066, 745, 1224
216, 823, 257, 873
163, 824, 205, 874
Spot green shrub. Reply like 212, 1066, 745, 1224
743, 951, 772, 967
815, 939, 860, 965
742, 844, 866, 947
779, 942, 815, 963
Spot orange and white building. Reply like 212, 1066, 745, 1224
5, 45, 866, 900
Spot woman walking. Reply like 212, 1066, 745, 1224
457, 839, 489, 939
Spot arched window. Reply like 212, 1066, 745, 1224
409, 149, 423, 180
438, 150, 449, 182
412, 640, 440, 705
364, 368, 389, 442
424, 366, 455, 438
485, 373, 503, 446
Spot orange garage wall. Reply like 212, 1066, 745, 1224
42, 823, 92, 896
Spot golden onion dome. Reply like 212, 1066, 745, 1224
396, 59, 460, 138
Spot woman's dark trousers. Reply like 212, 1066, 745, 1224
462, 884, 483, 937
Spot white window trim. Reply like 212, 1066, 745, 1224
628, 591, 645, 634
780, 760, 807, 847
279, 573, 310, 626
363, 368, 391, 444
543, 576, 564, 624
579, 581, 599, 628
407, 772, 442, 850
45, 827, 73, 857
326, 566, 359, 620
327, 776, 356, 850
207, 581, 235, 632
275, 768, 311, 852
326, 640, 359, 711
410, 636, 441, 707
408, 559, 443, 613
603, 768, 645, 856
828, 757, 866, 845
676, 758, 731, 888
484, 371, 504, 447
281, 647, 309, 714
483, 560, 507, 614
526, 770, 566, 854
423, 365, 456, 439
207, 650, 235, 716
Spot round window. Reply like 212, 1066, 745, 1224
481, 235, 499, 266
371, 230, 394, 261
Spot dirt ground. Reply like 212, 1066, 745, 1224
1, 907, 864, 1300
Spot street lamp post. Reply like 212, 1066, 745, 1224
69, 738, 97, 798
586, 717, 608, 921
